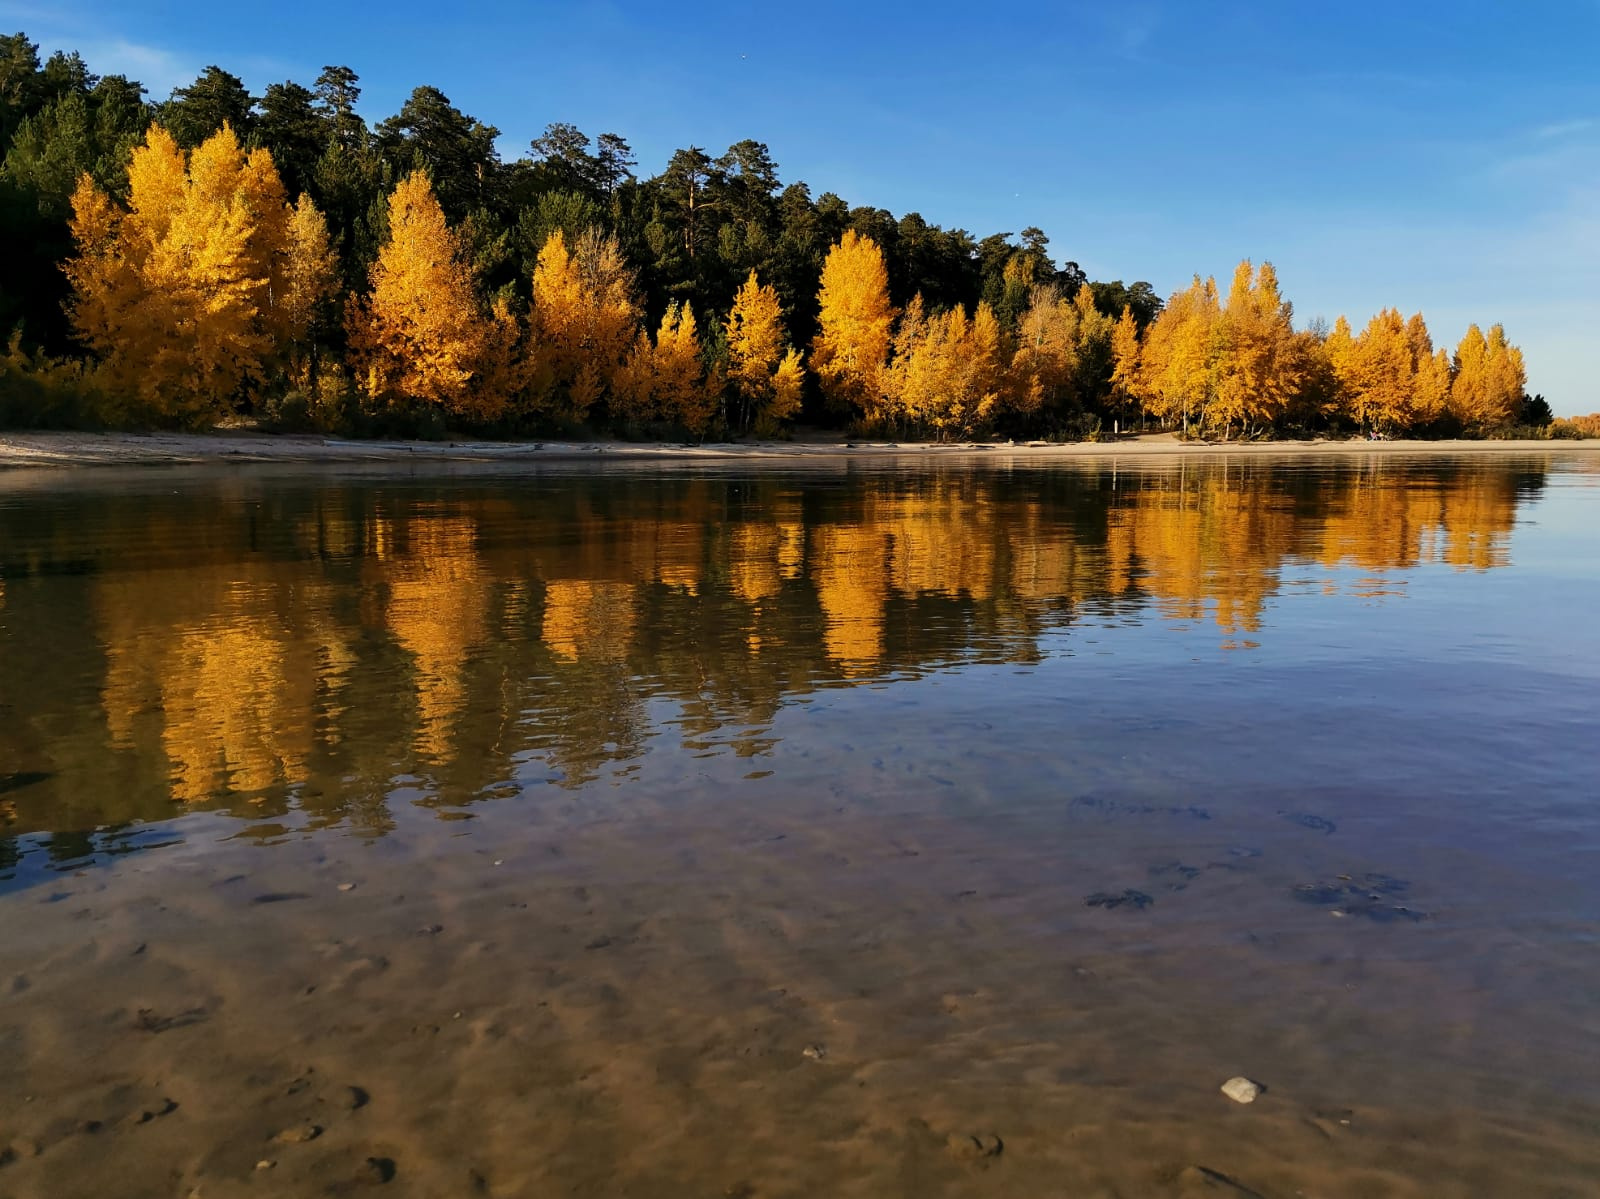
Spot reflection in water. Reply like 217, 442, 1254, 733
0, 456, 1556, 864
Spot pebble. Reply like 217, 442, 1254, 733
801, 1044, 827, 1060
1220, 1076, 1262, 1104
255, 1160, 275, 1171
337, 883, 357, 893
945, 1132, 1004, 1160
272, 1123, 322, 1145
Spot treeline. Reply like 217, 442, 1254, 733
0, 32, 1559, 440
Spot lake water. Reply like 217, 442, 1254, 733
1, 452, 1598, 1198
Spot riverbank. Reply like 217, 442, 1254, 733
2, 428, 1599, 468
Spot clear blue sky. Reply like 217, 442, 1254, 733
11, 0, 1599, 411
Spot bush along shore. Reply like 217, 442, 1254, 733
1, 32, 1593, 444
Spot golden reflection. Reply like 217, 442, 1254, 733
541, 579, 638, 661
379, 515, 488, 761
0, 458, 1539, 829
810, 523, 890, 673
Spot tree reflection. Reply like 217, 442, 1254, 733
0, 456, 1556, 843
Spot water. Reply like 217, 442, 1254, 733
1, 452, 1597, 1197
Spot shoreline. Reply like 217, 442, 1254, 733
1, 428, 1598, 469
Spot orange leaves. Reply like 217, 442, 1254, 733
1448, 324, 1525, 429
529, 228, 640, 422
612, 302, 714, 432
726, 270, 804, 435
348, 171, 509, 418
810, 230, 895, 422
64, 122, 298, 423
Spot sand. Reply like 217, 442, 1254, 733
1, 428, 1598, 470
5, 784, 1599, 1199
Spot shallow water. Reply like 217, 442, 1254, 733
1, 452, 1598, 1197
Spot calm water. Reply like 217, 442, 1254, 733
2, 452, 1598, 1197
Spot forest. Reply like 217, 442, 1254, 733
0, 33, 1579, 441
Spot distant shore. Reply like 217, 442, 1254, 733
2, 428, 1598, 470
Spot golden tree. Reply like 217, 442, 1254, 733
613, 303, 714, 433
65, 124, 270, 423
1136, 275, 1219, 431
884, 298, 1004, 438
65, 123, 344, 422
278, 194, 340, 370
725, 270, 804, 435
1109, 304, 1141, 423
1448, 324, 1524, 428
810, 230, 895, 425
347, 171, 505, 418
529, 228, 641, 422
1209, 261, 1302, 436
1405, 313, 1450, 427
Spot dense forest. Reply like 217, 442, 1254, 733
0, 33, 1581, 441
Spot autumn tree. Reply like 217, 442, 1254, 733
65, 124, 276, 422
1209, 261, 1301, 437
811, 230, 895, 425
1449, 323, 1525, 428
885, 297, 1004, 438
347, 170, 511, 420
724, 269, 803, 435
613, 302, 714, 433
1109, 305, 1141, 424
528, 227, 641, 423
277, 194, 340, 371
1136, 275, 1220, 432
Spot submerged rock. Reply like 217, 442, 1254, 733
1085, 889, 1152, 911
272, 1123, 322, 1145
945, 1132, 1003, 1160
1220, 1077, 1262, 1104
1292, 873, 1427, 921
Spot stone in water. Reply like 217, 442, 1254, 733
1221, 1076, 1261, 1104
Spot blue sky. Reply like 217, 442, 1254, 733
9, 0, 1598, 411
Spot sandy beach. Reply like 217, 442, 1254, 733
1, 428, 1598, 470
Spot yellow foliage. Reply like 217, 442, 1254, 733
1209, 261, 1302, 434
726, 270, 804, 435
1110, 305, 1140, 415
348, 171, 509, 419
810, 230, 895, 424
885, 298, 1004, 438
1449, 324, 1524, 428
63, 123, 341, 423
277, 194, 340, 361
612, 302, 713, 432
529, 228, 641, 423
1136, 275, 1219, 429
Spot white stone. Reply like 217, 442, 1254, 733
1221, 1076, 1261, 1104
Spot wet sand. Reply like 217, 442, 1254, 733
5, 775, 1599, 1199
1, 427, 1598, 470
